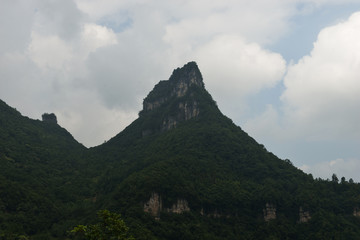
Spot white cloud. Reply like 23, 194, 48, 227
85, 44, 163, 110
0, 0, 35, 53
28, 33, 73, 70
282, 12, 360, 140
195, 35, 286, 95
299, 0, 360, 6
74, 0, 137, 20
245, 11, 360, 143
243, 104, 284, 141
0, 52, 47, 115
163, 0, 294, 50
191, 35, 286, 117
55, 90, 138, 146
82, 23, 118, 51
240, 11, 360, 181
33, 0, 84, 40
28, 13, 117, 71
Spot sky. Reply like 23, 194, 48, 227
1, 0, 360, 181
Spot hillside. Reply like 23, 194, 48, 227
0, 100, 92, 238
1, 62, 360, 239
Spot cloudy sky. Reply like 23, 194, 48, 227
1, 0, 360, 181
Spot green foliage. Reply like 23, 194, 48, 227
70, 210, 134, 240
0, 99, 94, 238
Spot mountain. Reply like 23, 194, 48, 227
89, 62, 360, 239
1, 62, 360, 239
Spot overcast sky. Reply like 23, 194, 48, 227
1, 0, 360, 181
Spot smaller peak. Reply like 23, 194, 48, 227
42, 113, 57, 124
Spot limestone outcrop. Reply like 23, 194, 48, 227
299, 207, 311, 223
42, 113, 57, 124
142, 62, 204, 113
179, 101, 200, 121
140, 62, 203, 134
143, 97, 167, 111
166, 199, 190, 214
263, 203, 276, 221
144, 193, 190, 219
353, 207, 360, 217
161, 101, 200, 131
143, 192, 162, 220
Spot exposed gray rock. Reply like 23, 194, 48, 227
263, 203, 276, 221
299, 207, 311, 223
179, 101, 199, 121
142, 62, 203, 112
162, 117, 177, 131
144, 192, 162, 220
144, 193, 191, 219
354, 207, 360, 217
143, 98, 167, 111
42, 113, 57, 124
166, 199, 190, 214
141, 62, 203, 134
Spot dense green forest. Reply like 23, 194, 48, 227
1, 62, 360, 239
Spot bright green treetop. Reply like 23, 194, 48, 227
71, 210, 135, 240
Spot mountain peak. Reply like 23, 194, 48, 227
168, 61, 204, 89
139, 62, 213, 134
142, 62, 204, 112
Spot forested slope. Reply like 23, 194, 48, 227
0, 100, 94, 238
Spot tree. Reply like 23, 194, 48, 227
341, 177, 346, 184
332, 174, 339, 183
70, 210, 135, 240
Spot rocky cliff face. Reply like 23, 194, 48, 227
143, 192, 162, 220
166, 199, 190, 214
263, 203, 276, 221
353, 207, 360, 217
42, 113, 57, 124
143, 97, 167, 112
141, 62, 203, 133
299, 207, 311, 223
161, 101, 200, 131
143, 192, 190, 219
143, 62, 204, 111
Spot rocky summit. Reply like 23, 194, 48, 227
140, 62, 204, 133
143, 61, 204, 112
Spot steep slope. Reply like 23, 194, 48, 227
89, 62, 360, 239
94, 62, 309, 204
0, 100, 90, 238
